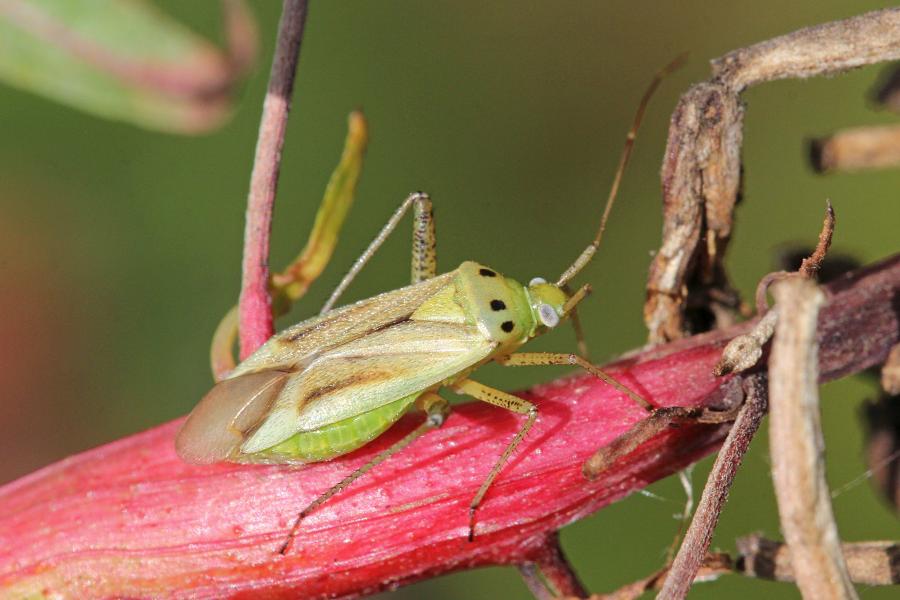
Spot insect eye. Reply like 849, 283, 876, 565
538, 304, 560, 328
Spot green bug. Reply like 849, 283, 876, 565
176, 59, 681, 554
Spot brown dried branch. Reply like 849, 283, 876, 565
713, 309, 777, 377
238, 0, 309, 358
644, 81, 743, 343
711, 8, 900, 92
769, 277, 856, 599
714, 203, 834, 376
737, 535, 900, 586
756, 201, 834, 311
652, 204, 836, 596
574, 554, 733, 600
656, 375, 768, 600
573, 533, 900, 600
811, 124, 900, 174
645, 8, 900, 343
799, 202, 835, 278
583, 384, 743, 480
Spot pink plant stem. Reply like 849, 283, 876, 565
239, 0, 309, 358
0, 256, 897, 599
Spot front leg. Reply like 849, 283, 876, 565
582, 380, 744, 479
496, 352, 651, 410
497, 353, 744, 479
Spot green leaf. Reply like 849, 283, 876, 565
0, 0, 257, 134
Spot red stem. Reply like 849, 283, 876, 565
239, 0, 309, 358
1, 255, 897, 599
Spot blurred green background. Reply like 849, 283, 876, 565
1, 1, 898, 598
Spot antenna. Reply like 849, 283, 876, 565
556, 53, 687, 287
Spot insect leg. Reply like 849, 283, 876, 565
411, 194, 436, 283
495, 352, 652, 410
278, 392, 449, 555
451, 378, 538, 542
322, 192, 436, 313
499, 353, 743, 481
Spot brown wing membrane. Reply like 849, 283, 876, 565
175, 371, 289, 463
230, 271, 456, 376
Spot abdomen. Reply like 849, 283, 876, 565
245, 393, 417, 462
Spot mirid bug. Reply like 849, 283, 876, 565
176, 58, 683, 555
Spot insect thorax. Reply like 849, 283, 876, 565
454, 261, 536, 351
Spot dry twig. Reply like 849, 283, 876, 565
711, 9, 900, 91
769, 277, 856, 599
656, 375, 768, 599
737, 535, 900, 586
645, 8, 900, 343
571, 533, 900, 599
578, 554, 733, 600
714, 202, 834, 377
811, 124, 900, 174
583, 382, 743, 480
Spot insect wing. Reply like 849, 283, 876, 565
175, 370, 290, 463
241, 320, 496, 454
231, 272, 457, 376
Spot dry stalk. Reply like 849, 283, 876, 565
645, 7, 900, 343
714, 202, 834, 377
737, 535, 900, 586
576, 554, 733, 600
571, 534, 900, 599
769, 277, 856, 599
711, 9, 900, 91
811, 124, 900, 173
655, 375, 768, 600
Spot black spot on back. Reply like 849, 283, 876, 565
490, 299, 506, 311
501, 320, 514, 333
479, 268, 497, 277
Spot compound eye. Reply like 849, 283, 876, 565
538, 304, 560, 328
529, 277, 547, 286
